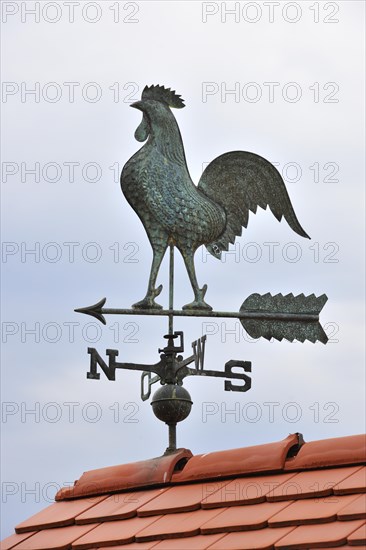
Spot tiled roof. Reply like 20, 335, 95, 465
1, 433, 365, 550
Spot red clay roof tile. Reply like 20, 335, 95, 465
338, 494, 366, 520
201, 473, 297, 508
200, 500, 291, 534
173, 434, 300, 483
137, 481, 229, 516
268, 494, 360, 527
334, 466, 366, 495
12, 524, 99, 550
208, 526, 296, 550
95, 544, 159, 550
135, 508, 222, 542
71, 516, 161, 549
2, 434, 366, 550
267, 466, 362, 501
15, 497, 106, 534
0, 532, 37, 550
56, 449, 192, 501
152, 533, 226, 549
274, 519, 365, 549
284, 434, 366, 471
75, 489, 167, 524
347, 521, 366, 545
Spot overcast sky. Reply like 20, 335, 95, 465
1, 0, 365, 539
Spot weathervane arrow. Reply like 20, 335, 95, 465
75, 291, 328, 344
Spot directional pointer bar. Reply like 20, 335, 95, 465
76, 293, 328, 344
76, 297, 321, 324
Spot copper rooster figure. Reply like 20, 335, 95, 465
121, 85, 309, 311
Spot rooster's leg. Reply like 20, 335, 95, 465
180, 249, 212, 311
132, 241, 168, 310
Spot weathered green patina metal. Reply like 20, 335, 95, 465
75, 85, 329, 454
121, 85, 309, 311
76, 293, 328, 344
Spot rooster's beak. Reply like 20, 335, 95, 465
130, 101, 144, 111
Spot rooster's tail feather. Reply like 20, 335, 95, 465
199, 151, 310, 257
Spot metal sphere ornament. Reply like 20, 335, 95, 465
151, 384, 193, 424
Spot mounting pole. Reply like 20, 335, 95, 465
166, 423, 177, 454
168, 244, 174, 335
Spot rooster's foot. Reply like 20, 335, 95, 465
132, 285, 163, 310
182, 284, 212, 311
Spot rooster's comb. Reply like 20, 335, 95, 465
142, 85, 185, 109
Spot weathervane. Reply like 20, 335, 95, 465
76, 85, 328, 454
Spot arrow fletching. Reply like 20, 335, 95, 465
240, 293, 328, 343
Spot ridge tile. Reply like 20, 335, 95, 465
173, 434, 300, 483
284, 434, 366, 471
56, 449, 192, 501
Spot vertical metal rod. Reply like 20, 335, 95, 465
168, 423, 177, 453
168, 244, 174, 335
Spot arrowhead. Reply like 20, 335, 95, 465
75, 297, 107, 325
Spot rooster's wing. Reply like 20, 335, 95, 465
133, 151, 226, 249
